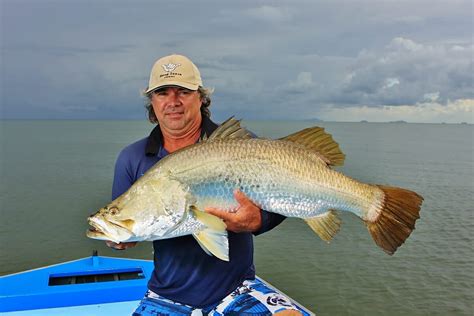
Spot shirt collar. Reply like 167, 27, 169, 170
145, 115, 219, 156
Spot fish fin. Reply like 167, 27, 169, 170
192, 235, 212, 256
191, 206, 229, 261
199, 133, 208, 142
279, 127, 345, 166
304, 210, 341, 242
366, 185, 423, 255
207, 116, 253, 141
192, 229, 229, 261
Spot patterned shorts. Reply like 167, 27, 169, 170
132, 279, 311, 316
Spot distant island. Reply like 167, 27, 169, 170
360, 120, 369, 123
388, 120, 407, 123
297, 118, 323, 122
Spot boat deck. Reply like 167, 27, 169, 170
0, 255, 314, 315
1, 300, 140, 316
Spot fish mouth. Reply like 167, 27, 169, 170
86, 226, 108, 240
86, 218, 109, 240
88, 226, 101, 233
87, 216, 134, 242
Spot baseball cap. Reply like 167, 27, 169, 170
145, 54, 202, 93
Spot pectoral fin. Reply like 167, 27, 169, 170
304, 210, 342, 242
191, 206, 229, 261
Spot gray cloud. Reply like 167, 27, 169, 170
339, 38, 473, 106
1, 0, 472, 121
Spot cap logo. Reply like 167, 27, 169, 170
161, 63, 181, 73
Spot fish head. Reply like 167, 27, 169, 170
87, 176, 194, 242
86, 204, 136, 243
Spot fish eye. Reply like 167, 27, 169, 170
109, 206, 119, 215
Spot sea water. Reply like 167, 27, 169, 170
0, 120, 472, 315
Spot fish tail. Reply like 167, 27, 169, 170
366, 185, 423, 255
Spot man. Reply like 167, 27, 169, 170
108, 54, 305, 315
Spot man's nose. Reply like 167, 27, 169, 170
167, 91, 182, 105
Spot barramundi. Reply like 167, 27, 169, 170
87, 118, 423, 261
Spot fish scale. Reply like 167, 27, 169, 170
163, 138, 377, 219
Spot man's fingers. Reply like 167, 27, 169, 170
233, 189, 248, 204
105, 241, 117, 248
105, 241, 137, 250
205, 207, 233, 221
234, 189, 260, 208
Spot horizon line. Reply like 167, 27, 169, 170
0, 118, 471, 125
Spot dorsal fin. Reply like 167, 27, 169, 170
279, 126, 345, 166
207, 117, 253, 141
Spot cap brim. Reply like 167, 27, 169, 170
146, 81, 200, 93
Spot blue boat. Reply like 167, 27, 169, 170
0, 253, 314, 315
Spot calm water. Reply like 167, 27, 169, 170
0, 120, 473, 315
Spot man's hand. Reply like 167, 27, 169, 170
205, 190, 262, 233
105, 241, 137, 250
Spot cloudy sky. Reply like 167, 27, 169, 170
1, 0, 473, 122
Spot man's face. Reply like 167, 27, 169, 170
150, 86, 202, 133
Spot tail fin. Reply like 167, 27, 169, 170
367, 185, 423, 255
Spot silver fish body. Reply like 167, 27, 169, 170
158, 138, 379, 221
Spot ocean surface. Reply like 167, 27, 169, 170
0, 120, 472, 315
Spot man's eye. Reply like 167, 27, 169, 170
180, 90, 195, 97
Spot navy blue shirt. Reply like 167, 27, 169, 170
112, 116, 285, 307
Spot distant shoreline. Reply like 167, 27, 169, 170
0, 119, 471, 125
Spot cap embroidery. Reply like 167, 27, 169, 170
161, 63, 181, 73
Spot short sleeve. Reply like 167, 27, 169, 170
111, 150, 134, 200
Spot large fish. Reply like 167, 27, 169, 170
87, 118, 423, 261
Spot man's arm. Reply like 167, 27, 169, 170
205, 190, 286, 234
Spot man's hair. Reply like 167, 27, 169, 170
144, 86, 213, 124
